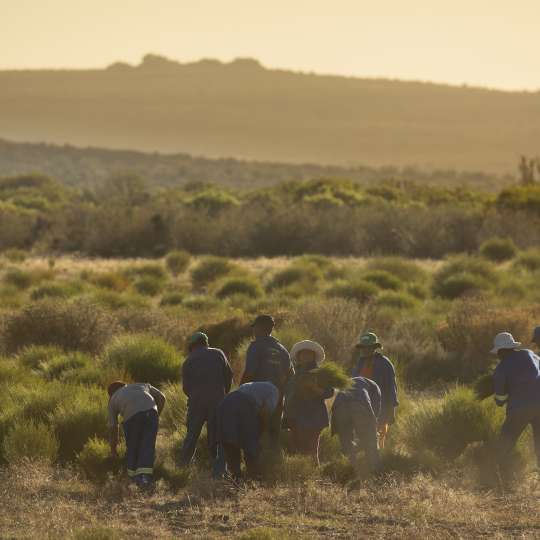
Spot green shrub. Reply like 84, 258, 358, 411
159, 291, 184, 306
318, 427, 341, 463
190, 256, 235, 288
51, 386, 109, 461
41, 352, 91, 381
77, 437, 124, 482
312, 362, 351, 389
268, 263, 323, 291
90, 271, 130, 292
480, 237, 518, 262
104, 334, 182, 385
91, 290, 150, 311
264, 454, 318, 484
407, 283, 429, 300
165, 250, 191, 276
321, 456, 356, 484
3, 268, 33, 289
126, 263, 167, 280
2, 248, 26, 262
215, 276, 263, 299
182, 295, 220, 310
375, 291, 418, 309
16, 381, 71, 422
366, 257, 427, 282
17, 345, 65, 370
397, 387, 502, 462
3, 420, 59, 464
30, 282, 75, 301
362, 270, 402, 291
160, 383, 188, 432
433, 272, 488, 299
3, 299, 118, 354
134, 276, 164, 296
326, 280, 378, 302
433, 256, 496, 298
514, 249, 540, 271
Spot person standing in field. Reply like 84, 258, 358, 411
283, 340, 333, 465
179, 332, 233, 470
491, 332, 540, 479
240, 315, 294, 445
108, 381, 166, 489
216, 381, 280, 480
351, 332, 398, 448
331, 376, 382, 471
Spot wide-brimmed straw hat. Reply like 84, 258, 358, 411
290, 340, 325, 366
490, 332, 522, 354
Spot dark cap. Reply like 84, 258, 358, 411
251, 314, 275, 328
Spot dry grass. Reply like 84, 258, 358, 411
1, 463, 539, 539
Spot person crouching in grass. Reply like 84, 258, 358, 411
108, 381, 166, 488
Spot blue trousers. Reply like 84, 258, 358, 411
332, 400, 380, 471
123, 409, 159, 478
498, 405, 540, 469
179, 400, 220, 467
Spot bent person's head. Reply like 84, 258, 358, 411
107, 381, 127, 398
491, 332, 522, 358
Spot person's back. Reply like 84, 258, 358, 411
182, 346, 233, 404
245, 335, 292, 393
109, 383, 160, 424
494, 349, 540, 410
334, 376, 381, 418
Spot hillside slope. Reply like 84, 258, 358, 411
1, 54, 539, 173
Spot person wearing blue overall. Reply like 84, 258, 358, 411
331, 376, 382, 471
351, 332, 398, 449
283, 340, 333, 465
216, 381, 279, 480
241, 315, 294, 446
179, 331, 233, 470
108, 381, 166, 488
491, 332, 540, 479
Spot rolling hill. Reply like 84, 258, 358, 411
1, 54, 538, 174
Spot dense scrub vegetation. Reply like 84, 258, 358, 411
2, 173, 540, 258
0, 250, 539, 494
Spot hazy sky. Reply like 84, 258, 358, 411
3, 0, 540, 90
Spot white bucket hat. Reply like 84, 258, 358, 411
490, 332, 522, 354
290, 340, 325, 366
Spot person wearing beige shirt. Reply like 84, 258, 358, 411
108, 381, 166, 488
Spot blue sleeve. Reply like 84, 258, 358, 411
182, 358, 192, 397
370, 384, 382, 419
493, 362, 508, 406
220, 350, 234, 393
387, 360, 398, 407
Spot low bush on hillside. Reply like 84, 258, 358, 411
514, 249, 540, 271
479, 237, 518, 262
51, 386, 109, 461
89, 271, 130, 292
215, 276, 264, 299
268, 263, 323, 292
375, 291, 418, 309
326, 280, 378, 303
125, 263, 167, 281
103, 334, 182, 385
3, 420, 59, 464
3, 300, 117, 354
362, 270, 402, 291
433, 272, 488, 299
366, 257, 427, 282
30, 282, 76, 301
77, 437, 124, 482
3, 268, 34, 289
134, 276, 164, 296
397, 387, 502, 463
191, 256, 235, 288
165, 250, 191, 276
159, 291, 184, 306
